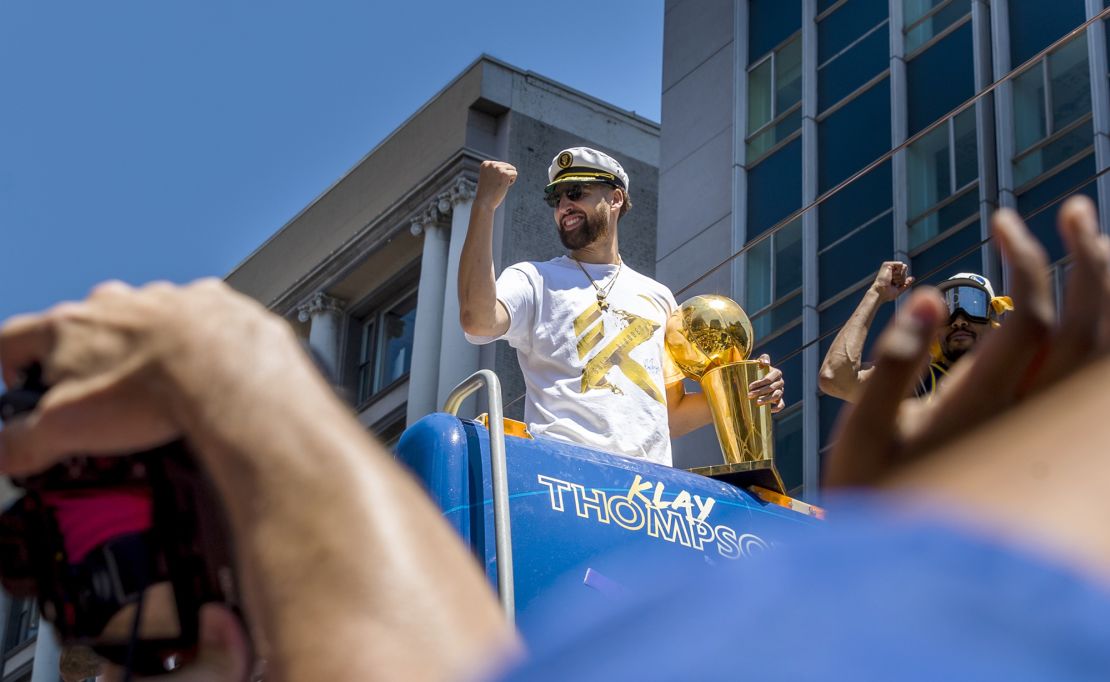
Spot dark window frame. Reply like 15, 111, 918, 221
747, 32, 804, 164
1013, 128, 1095, 195
1010, 31, 1093, 185
903, 1, 972, 59
1014, 111, 1094, 164
910, 206, 981, 257
355, 285, 419, 408
3, 597, 38, 654
746, 219, 804, 339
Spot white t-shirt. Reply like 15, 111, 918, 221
466, 256, 683, 466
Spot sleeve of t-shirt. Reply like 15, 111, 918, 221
462, 265, 535, 352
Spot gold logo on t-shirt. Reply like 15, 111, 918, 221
573, 302, 664, 404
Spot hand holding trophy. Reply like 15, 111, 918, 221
666, 295, 785, 493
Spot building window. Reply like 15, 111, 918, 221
906, 17, 974, 135
1012, 33, 1093, 187
746, 218, 803, 339
818, 77, 892, 192
4, 598, 38, 653
903, 0, 971, 54
818, 160, 892, 250
749, 0, 802, 62
819, 211, 894, 299
817, 159, 894, 303
1016, 154, 1097, 263
356, 288, 417, 404
747, 34, 802, 161
747, 136, 802, 239
907, 107, 979, 248
1008, 0, 1086, 67
910, 220, 983, 285
817, 0, 889, 112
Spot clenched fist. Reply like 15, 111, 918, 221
474, 160, 517, 211
871, 261, 914, 303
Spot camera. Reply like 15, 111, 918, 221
0, 364, 245, 675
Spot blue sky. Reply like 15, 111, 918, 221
0, 1, 663, 324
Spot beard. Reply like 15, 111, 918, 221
942, 344, 968, 363
941, 332, 976, 363
558, 204, 610, 250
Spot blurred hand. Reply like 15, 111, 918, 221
749, 353, 786, 413
474, 160, 518, 211
826, 196, 1110, 487
0, 279, 303, 477
871, 261, 914, 303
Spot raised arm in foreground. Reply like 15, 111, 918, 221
0, 280, 518, 681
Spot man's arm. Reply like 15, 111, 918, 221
666, 381, 710, 439
0, 280, 518, 681
458, 160, 517, 338
818, 261, 913, 402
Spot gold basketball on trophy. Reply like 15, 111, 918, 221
665, 294, 755, 380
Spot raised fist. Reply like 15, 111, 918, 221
474, 160, 518, 211
871, 261, 914, 303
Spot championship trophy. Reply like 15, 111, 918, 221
665, 295, 786, 494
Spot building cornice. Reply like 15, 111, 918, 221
268, 150, 484, 316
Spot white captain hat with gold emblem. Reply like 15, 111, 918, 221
545, 147, 630, 194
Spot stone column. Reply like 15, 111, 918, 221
437, 177, 482, 414
407, 209, 451, 425
297, 293, 346, 379
30, 622, 60, 682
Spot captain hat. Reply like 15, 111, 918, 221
545, 147, 630, 194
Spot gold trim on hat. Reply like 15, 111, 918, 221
544, 171, 621, 192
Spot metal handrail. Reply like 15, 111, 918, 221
443, 370, 515, 623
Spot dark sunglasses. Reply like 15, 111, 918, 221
544, 183, 588, 208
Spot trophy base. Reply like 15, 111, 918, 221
688, 460, 786, 495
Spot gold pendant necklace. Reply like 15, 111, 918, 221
573, 256, 622, 311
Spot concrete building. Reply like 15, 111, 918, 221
226, 55, 660, 440
658, 0, 1110, 497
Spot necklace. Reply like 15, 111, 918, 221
573, 256, 622, 311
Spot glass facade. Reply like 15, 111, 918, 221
708, 0, 1110, 500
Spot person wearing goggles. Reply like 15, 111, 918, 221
457, 147, 787, 467
920, 274, 1014, 397
819, 264, 1013, 402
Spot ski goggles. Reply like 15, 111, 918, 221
942, 285, 993, 323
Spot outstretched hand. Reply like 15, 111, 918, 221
825, 196, 1110, 488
